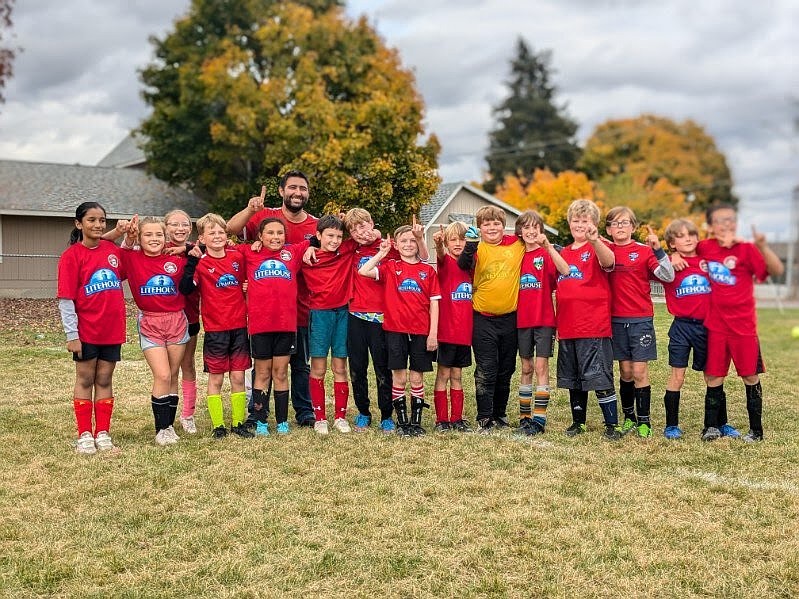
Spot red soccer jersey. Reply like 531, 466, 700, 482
121, 249, 186, 313
57, 240, 127, 345
436, 254, 473, 345
376, 259, 442, 336
697, 239, 768, 335
662, 255, 711, 321
517, 247, 557, 328
607, 241, 660, 318
166, 241, 200, 324
555, 242, 612, 339
302, 239, 357, 310
191, 249, 247, 332
350, 239, 401, 313
240, 240, 309, 334
245, 207, 318, 327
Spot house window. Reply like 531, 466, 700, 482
449, 213, 475, 225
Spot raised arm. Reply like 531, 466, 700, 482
358, 237, 391, 279
411, 215, 430, 262
646, 225, 675, 282
753, 225, 785, 278
457, 226, 480, 271
226, 186, 266, 236
587, 224, 614, 269
537, 231, 570, 276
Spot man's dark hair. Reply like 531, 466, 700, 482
279, 170, 309, 190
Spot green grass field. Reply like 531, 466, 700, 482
1, 301, 798, 598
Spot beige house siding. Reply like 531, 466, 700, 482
424, 189, 519, 258
0, 215, 75, 297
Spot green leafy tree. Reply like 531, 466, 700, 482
0, 0, 17, 105
484, 38, 581, 194
579, 114, 736, 215
139, 0, 440, 231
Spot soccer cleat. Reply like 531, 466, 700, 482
94, 431, 115, 451
243, 418, 257, 431
603, 425, 623, 441
155, 429, 175, 446
231, 424, 255, 438
525, 420, 545, 436
477, 418, 494, 435
433, 422, 451, 433
255, 421, 269, 437
212, 425, 228, 439
396, 424, 413, 437
663, 425, 683, 440
516, 418, 533, 434
564, 422, 586, 437
164, 426, 180, 442
314, 420, 329, 435
701, 427, 721, 441
450, 419, 472, 433
409, 424, 427, 436
380, 419, 396, 434
276, 422, 290, 435
179, 416, 197, 434
637, 423, 652, 438
333, 418, 352, 433
493, 416, 510, 429
353, 414, 371, 431
76, 431, 97, 455
742, 429, 763, 443
620, 418, 638, 436
719, 424, 742, 438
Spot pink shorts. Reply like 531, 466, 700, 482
138, 311, 189, 351
705, 329, 765, 378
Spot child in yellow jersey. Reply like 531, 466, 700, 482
457, 206, 525, 433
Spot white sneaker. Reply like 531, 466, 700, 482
76, 431, 97, 455
314, 420, 329, 435
164, 425, 180, 442
155, 429, 177, 446
333, 418, 351, 433
94, 431, 115, 451
179, 415, 197, 434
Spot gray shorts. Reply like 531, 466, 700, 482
557, 337, 614, 391
517, 326, 555, 359
611, 319, 657, 362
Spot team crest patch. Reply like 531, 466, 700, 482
700, 260, 708, 272
163, 261, 178, 274
420, 271, 427, 280
580, 251, 591, 263
629, 252, 639, 262
724, 256, 737, 270
108, 254, 119, 268
533, 256, 544, 270
280, 249, 292, 262
639, 333, 654, 348
232, 261, 240, 271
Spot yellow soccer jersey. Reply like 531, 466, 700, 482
472, 237, 525, 315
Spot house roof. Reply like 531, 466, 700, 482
96, 132, 146, 168
0, 160, 208, 218
421, 181, 557, 235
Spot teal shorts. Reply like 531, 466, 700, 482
309, 306, 349, 359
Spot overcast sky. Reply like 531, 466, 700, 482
1, 0, 796, 239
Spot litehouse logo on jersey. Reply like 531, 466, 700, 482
357, 256, 370, 270
707, 261, 736, 286
254, 259, 291, 281
676, 274, 711, 297
533, 256, 544, 270
520, 273, 541, 290
557, 264, 584, 283
163, 261, 178, 275
107, 254, 119, 269
451, 282, 472, 301
216, 273, 240, 288
141, 275, 177, 296
580, 251, 591, 263
280, 249, 292, 262
398, 278, 422, 293
629, 251, 639, 262
84, 269, 122, 296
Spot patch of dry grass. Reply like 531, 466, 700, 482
1, 303, 798, 597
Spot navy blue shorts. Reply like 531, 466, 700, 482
437, 342, 471, 368
72, 342, 121, 363
611, 319, 657, 362
668, 318, 707, 371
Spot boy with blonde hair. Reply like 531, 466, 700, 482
514, 210, 570, 435
556, 199, 621, 440
180, 213, 253, 438
457, 205, 525, 433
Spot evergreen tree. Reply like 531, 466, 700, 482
139, 0, 439, 230
484, 38, 580, 194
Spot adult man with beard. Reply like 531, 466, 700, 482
227, 170, 318, 427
